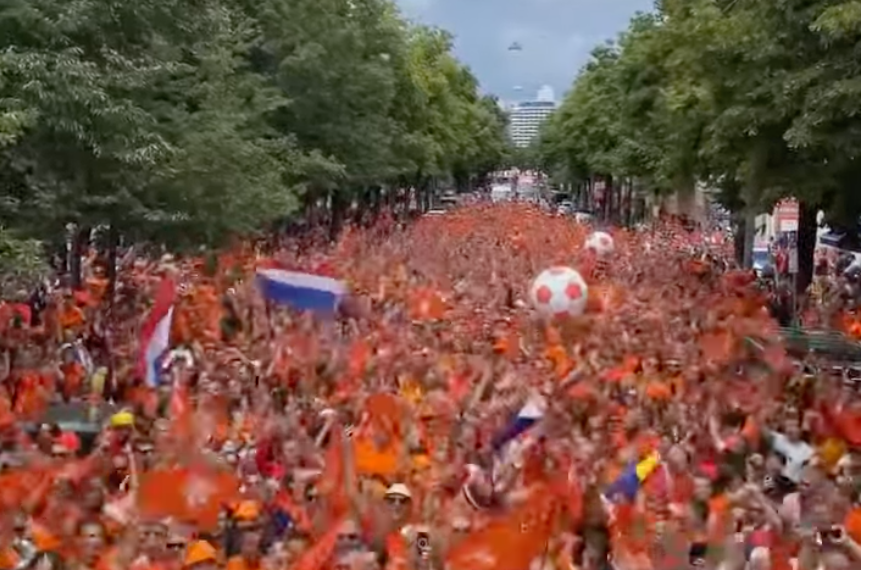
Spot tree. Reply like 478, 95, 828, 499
542, 0, 859, 290
0, 0, 307, 250
0, 227, 47, 299
0, 0, 512, 270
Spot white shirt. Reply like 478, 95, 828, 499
770, 432, 815, 483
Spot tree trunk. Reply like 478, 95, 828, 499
742, 209, 756, 269
353, 190, 365, 226
107, 225, 118, 308
70, 226, 91, 289
415, 180, 425, 212
402, 188, 411, 217
604, 175, 614, 221
302, 189, 317, 230
733, 212, 746, 266
614, 178, 623, 224
741, 141, 768, 268
585, 178, 593, 211
329, 190, 347, 240
796, 200, 817, 295
371, 186, 382, 217
424, 180, 434, 211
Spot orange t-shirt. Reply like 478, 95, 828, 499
93, 547, 121, 570
226, 555, 262, 570
59, 304, 86, 330
0, 548, 19, 570
845, 506, 861, 544
707, 494, 731, 543
385, 531, 410, 570
13, 371, 51, 417
61, 362, 86, 399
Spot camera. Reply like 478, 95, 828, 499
818, 526, 843, 543
416, 531, 431, 558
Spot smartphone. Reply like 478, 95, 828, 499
416, 531, 431, 558
818, 527, 843, 543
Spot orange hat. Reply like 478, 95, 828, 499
31, 522, 62, 551
184, 540, 217, 566
645, 381, 671, 401
232, 500, 260, 522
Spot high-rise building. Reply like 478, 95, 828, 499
508, 85, 556, 147
508, 101, 556, 147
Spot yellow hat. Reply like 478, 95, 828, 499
110, 411, 135, 428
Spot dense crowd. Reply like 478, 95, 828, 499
0, 204, 861, 570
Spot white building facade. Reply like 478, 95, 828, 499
508, 101, 555, 147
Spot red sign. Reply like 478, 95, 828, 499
774, 198, 799, 233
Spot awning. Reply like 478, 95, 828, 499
819, 231, 860, 252
819, 231, 844, 248
21, 402, 121, 434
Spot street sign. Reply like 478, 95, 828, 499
788, 248, 798, 274
775, 198, 799, 233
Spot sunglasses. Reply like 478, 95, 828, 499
337, 533, 360, 542
384, 496, 410, 506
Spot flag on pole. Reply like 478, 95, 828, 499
255, 268, 347, 315
490, 397, 545, 451
603, 452, 661, 503
138, 278, 176, 387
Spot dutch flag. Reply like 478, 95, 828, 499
255, 268, 347, 315
491, 397, 545, 451
138, 278, 176, 387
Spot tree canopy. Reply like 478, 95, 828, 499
0, 0, 510, 254
535, 0, 859, 283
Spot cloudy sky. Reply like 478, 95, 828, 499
395, 0, 654, 102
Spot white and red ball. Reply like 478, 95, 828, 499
584, 231, 615, 256
529, 266, 588, 319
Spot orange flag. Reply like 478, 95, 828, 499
168, 379, 194, 445
446, 481, 561, 570
137, 466, 241, 531
291, 519, 343, 570
409, 288, 446, 321
354, 394, 406, 478
0, 466, 48, 510
348, 339, 371, 378
318, 424, 350, 518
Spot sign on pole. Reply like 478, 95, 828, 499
788, 248, 798, 274
775, 198, 799, 233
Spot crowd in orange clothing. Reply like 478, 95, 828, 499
0, 203, 862, 570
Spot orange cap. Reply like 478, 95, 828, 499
232, 500, 260, 521
645, 381, 671, 401
184, 540, 217, 566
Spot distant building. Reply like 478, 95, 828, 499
508, 100, 555, 147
